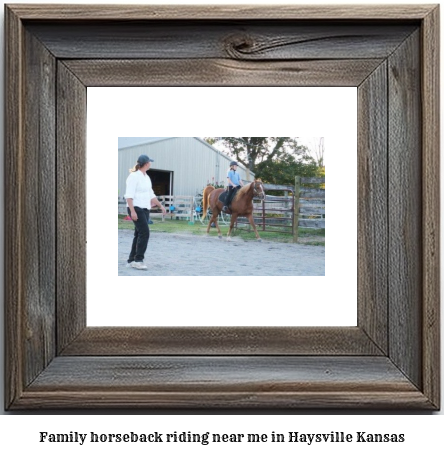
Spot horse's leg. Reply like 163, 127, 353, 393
206, 213, 217, 234
247, 214, 261, 241
214, 219, 223, 239
213, 208, 223, 238
207, 211, 222, 236
227, 214, 238, 240
207, 210, 215, 234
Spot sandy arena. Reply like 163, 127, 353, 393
118, 230, 325, 276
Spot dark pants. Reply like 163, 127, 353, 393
226, 185, 240, 207
127, 207, 150, 263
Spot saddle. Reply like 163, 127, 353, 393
218, 187, 240, 206
218, 190, 229, 205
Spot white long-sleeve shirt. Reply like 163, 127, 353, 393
124, 170, 156, 209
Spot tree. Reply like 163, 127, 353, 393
255, 152, 318, 186
204, 137, 309, 176
309, 137, 324, 168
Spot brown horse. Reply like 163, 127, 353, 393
202, 179, 266, 240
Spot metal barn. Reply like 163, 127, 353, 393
118, 137, 253, 199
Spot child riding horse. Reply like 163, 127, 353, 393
223, 161, 244, 213
202, 179, 266, 240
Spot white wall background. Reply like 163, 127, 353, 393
87, 86, 356, 327
0, 0, 442, 439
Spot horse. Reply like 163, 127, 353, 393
201, 179, 266, 240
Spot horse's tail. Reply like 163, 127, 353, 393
202, 185, 215, 219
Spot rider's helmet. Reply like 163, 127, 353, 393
230, 161, 238, 167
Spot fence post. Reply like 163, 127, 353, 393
188, 196, 195, 225
160, 195, 165, 222
293, 176, 301, 243
262, 199, 265, 231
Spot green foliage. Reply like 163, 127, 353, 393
316, 166, 326, 189
204, 137, 299, 173
204, 137, 322, 185
255, 154, 318, 187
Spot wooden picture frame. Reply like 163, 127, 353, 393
5, 4, 440, 410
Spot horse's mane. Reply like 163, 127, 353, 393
233, 179, 262, 202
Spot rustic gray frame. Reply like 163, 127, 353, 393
4, 4, 440, 410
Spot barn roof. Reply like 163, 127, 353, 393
119, 137, 225, 158
118, 137, 218, 150
118, 137, 251, 174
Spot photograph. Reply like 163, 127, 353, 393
117, 137, 325, 276
3, 1, 439, 414
86, 87, 355, 328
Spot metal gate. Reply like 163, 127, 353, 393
236, 177, 325, 242
236, 183, 297, 240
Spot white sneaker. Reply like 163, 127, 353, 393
131, 262, 148, 270
126, 261, 134, 268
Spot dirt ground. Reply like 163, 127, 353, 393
118, 230, 325, 276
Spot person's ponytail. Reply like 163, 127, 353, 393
129, 163, 142, 173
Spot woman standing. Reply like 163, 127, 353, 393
125, 154, 166, 270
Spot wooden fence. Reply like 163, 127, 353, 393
295, 176, 325, 236
118, 195, 196, 223
157, 195, 195, 222
118, 198, 127, 214
118, 176, 325, 242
